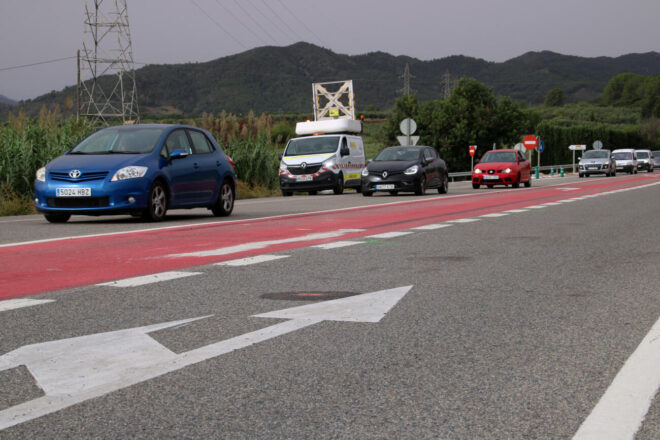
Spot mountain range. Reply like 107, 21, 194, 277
8, 42, 660, 117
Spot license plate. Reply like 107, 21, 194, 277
376, 184, 395, 190
295, 175, 313, 182
484, 175, 499, 180
587, 166, 597, 169
56, 187, 91, 197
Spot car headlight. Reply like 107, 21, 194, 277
473, 168, 483, 174
322, 159, 336, 170
110, 166, 148, 181
404, 165, 419, 175
279, 163, 288, 171
36, 167, 46, 182
502, 168, 512, 174
361, 168, 369, 177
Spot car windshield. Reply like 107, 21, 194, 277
636, 151, 649, 159
612, 152, 632, 160
480, 152, 516, 163
583, 150, 609, 159
374, 147, 421, 161
284, 136, 340, 156
69, 127, 166, 154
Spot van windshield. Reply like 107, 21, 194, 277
636, 151, 649, 159
613, 152, 632, 160
284, 136, 340, 156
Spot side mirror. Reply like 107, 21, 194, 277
170, 149, 189, 160
340, 146, 350, 157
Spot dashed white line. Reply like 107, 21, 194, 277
447, 218, 480, 223
98, 271, 202, 288
312, 241, 364, 250
479, 213, 509, 218
411, 223, 453, 230
215, 255, 290, 266
504, 209, 529, 213
367, 231, 414, 239
0, 298, 55, 312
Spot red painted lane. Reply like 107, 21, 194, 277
1, 174, 658, 300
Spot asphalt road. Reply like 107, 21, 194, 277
1, 173, 659, 439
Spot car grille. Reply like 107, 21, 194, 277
368, 170, 403, 177
287, 165, 322, 175
49, 171, 109, 182
47, 197, 110, 208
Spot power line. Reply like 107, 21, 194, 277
231, 0, 279, 44
256, 0, 307, 43
274, 0, 326, 47
189, 0, 248, 50
211, 0, 267, 45
0, 56, 76, 72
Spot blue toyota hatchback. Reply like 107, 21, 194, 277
34, 124, 237, 223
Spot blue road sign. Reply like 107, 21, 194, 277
536, 140, 545, 153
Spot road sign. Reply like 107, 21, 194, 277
569, 145, 587, 151
593, 140, 603, 150
514, 143, 525, 152
523, 135, 538, 150
469, 145, 477, 157
0, 286, 413, 429
536, 140, 545, 153
399, 118, 417, 136
397, 135, 419, 146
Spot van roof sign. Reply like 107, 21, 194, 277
313, 80, 356, 121
295, 119, 362, 136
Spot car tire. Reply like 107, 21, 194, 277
211, 180, 234, 217
486, 184, 494, 189
472, 183, 480, 189
142, 181, 167, 222
438, 174, 448, 194
308, 191, 317, 195
389, 190, 399, 196
512, 174, 521, 188
282, 190, 293, 197
333, 173, 344, 195
362, 191, 373, 197
44, 213, 71, 223
415, 175, 426, 195
524, 176, 531, 187
579, 173, 583, 178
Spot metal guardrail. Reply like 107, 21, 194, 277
448, 164, 574, 181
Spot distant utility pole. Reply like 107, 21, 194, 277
443, 70, 452, 100
79, 0, 139, 124
399, 63, 415, 96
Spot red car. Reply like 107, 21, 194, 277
472, 149, 532, 189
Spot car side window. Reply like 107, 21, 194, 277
188, 130, 214, 154
518, 151, 527, 162
162, 130, 192, 158
424, 148, 434, 161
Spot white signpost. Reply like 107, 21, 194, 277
398, 118, 419, 146
0, 286, 412, 430
569, 145, 587, 173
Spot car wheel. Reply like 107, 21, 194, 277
362, 191, 373, 197
308, 191, 317, 195
415, 175, 426, 195
44, 213, 71, 223
142, 181, 167, 222
486, 184, 494, 189
388, 190, 399, 195
524, 176, 531, 187
512, 174, 521, 188
472, 183, 480, 189
333, 173, 344, 194
211, 180, 234, 217
438, 174, 448, 194
579, 173, 583, 178
282, 190, 293, 197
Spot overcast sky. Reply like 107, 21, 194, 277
1, 0, 659, 101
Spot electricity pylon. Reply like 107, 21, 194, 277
79, 0, 139, 124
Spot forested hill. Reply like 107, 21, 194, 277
15, 42, 660, 116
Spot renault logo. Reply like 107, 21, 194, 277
69, 170, 81, 178
382, 171, 388, 179
300, 162, 307, 170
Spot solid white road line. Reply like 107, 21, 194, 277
447, 218, 480, 223
312, 241, 364, 250
97, 271, 202, 288
367, 231, 414, 239
0, 298, 55, 312
479, 213, 509, 218
573, 315, 660, 440
504, 209, 529, 213
215, 254, 290, 266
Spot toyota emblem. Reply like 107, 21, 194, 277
382, 171, 388, 179
300, 162, 307, 170
69, 169, 81, 178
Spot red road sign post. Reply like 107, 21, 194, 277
523, 135, 538, 151
469, 145, 477, 170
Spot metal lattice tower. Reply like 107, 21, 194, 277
80, 0, 139, 124
399, 63, 415, 96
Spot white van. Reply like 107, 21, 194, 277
612, 148, 638, 174
279, 120, 366, 196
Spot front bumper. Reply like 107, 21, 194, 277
472, 172, 517, 186
279, 170, 339, 192
579, 163, 610, 175
361, 173, 419, 193
33, 178, 150, 215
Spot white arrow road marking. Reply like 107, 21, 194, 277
0, 285, 412, 430
168, 229, 364, 258
573, 315, 660, 440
